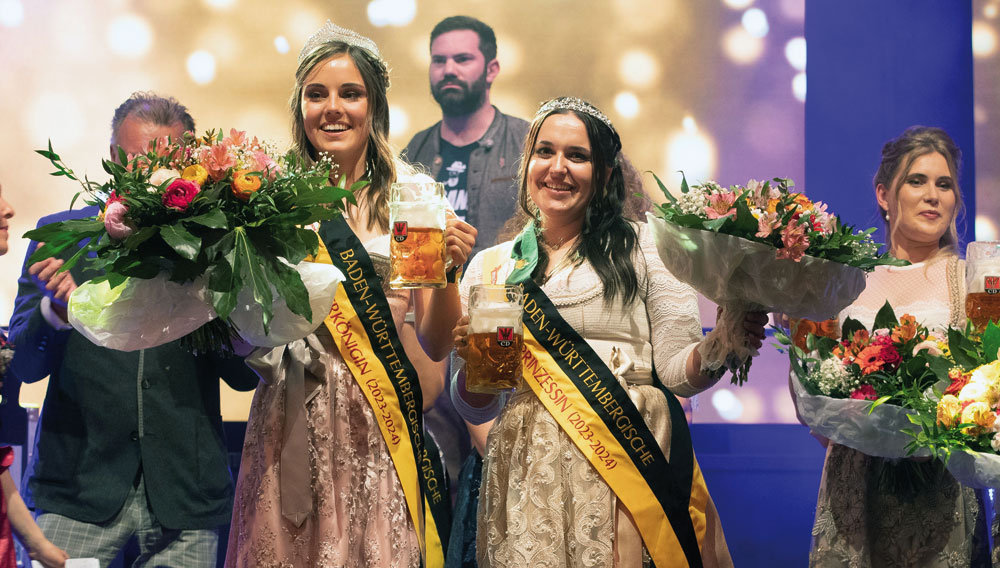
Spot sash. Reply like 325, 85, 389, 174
495, 235, 708, 567
314, 217, 445, 567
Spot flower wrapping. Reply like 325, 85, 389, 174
647, 213, 866, 378
790, 370, 929, 459
68, 275, 217, 351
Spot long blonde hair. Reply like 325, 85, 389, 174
290, 43, 398, 232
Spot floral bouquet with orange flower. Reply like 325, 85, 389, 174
24, 130, 358, 352
777, 301, 955, 461
647, 174, 906, 385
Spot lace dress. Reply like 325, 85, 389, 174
463, 224, 733, 568
809, 255, 991, 568
225, 237, 421, 568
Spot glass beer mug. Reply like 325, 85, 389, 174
965, 241, 1000, 330
466, 284, 525, 393
389, 182, 449, 289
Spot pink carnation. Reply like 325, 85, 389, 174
849, 385, 878, 401
162, 179, 200, 211
103, 201, 133, 239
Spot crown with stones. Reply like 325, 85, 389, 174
298, 20, 382, 64
535, 97, 615, 133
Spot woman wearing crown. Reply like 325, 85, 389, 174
450, 97, 766, 567
224, 23, 475, 567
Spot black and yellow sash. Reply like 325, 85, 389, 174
517, 276, 710, 568
314, 218, 446, 567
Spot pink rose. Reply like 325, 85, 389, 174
849, 384, 878, 401
162, 179, 200, 211
103, 201, 134, 239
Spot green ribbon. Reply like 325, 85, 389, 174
507, 220, 539, 284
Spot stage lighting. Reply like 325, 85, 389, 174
973, 21, 998, 57
274, 36, 290, 55
203, 0, 237, 9
722, 0, 754, 9
977, 215, 999, 241
0, 0, 24, 28
792, 72, 806, 103
107, 14, 153, 59
614, 92, 640, 119
711, 389, 744, 421
664, 116, 716, 184
742, 8, 769, 38
618, 49, 660, 89
722, 25, 764, 65
784, 37, 806, 71
389, 105, 409, 138
187, 50, 217, 85
367, 0, 416, 28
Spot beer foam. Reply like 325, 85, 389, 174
967, 260, 1000, 294
470, 304, 523, 334
390, 201, 446, 228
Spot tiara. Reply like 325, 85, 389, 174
299, 20, 382, 64
536, 97, 615, 133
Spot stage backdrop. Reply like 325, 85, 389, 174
1, 0, 997, 425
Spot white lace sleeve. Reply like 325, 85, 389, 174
459, 249, 486, 318
638, 224, 705, 397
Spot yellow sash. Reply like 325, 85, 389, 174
312, 219, 445, 567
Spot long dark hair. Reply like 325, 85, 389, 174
517, 101, 639, 305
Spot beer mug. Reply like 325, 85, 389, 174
389, 182, 449, 289
466, 284, 524, 393
966, 241, 1000, 330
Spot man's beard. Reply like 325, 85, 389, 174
431, 71, 489, 117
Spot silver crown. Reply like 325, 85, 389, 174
536, 97, 615, 133
299, 20, 383, 64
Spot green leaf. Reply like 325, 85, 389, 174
208, 252, 240, 320
650, 172, 677, 204
873, 301, 898, 331
679, 171, 689, 194
160, 224, 202, 261
841, 317, 865, 340
185, 209, 229, 230
235, 229, 273, 331
702, 216, 730, 231
266, 258, 311, 322
984, 322, 1000, 363
123, 227, 159, 249
868, 395, 892, 414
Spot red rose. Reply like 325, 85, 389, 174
879, 344, 901, 368
850, 385, 878, 401
162, 179, 200, 211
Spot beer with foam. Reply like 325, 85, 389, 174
466, 285, 524, 393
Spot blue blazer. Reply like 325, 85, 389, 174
8, 206, 260, 529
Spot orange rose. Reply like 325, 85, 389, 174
231, 170, 262, 200
817, 319, 840, 340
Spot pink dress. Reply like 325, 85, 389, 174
225, 240, 420, 567
0, 446, 15, 568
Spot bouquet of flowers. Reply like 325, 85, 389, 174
778, 302, 951, 459
903, 323, 1000, 488
26, 129, 359, 351
647, 174, 906, 384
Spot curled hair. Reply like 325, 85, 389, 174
516, 102, 639, 305
430, 15, 497, 62
873, 126, 964, 254
110, 92, 195, 145
290, 43, 397, 232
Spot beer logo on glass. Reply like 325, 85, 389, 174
392, 221, 408, 242
496, 326, 514, 347
986, 275, 1000, 295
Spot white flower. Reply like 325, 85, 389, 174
809, 357, 859, 396
959, 381, 988, 402
991, 433, 1000, 452
148, 168, 180, 191
676, 191, 708, 216
912, 339, 942, 357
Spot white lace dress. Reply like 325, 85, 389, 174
809, 255, 991, 567
460, 224, 733, 568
